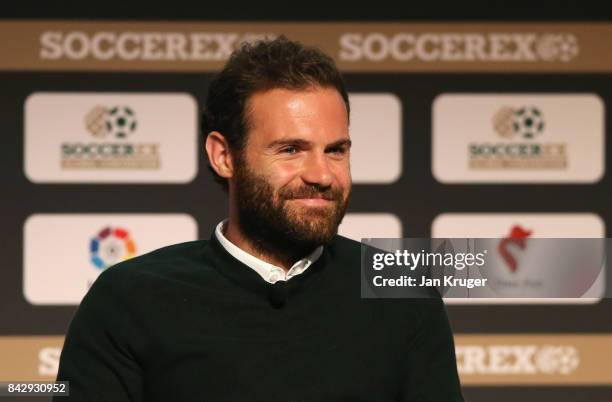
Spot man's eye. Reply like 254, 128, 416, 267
281, 146, 298, 154
328, 147, 346, 155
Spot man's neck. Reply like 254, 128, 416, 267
223, 219, 310, 272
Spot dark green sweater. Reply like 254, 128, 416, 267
55, 232, 464, 402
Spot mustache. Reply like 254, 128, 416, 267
280, 186, 342, 201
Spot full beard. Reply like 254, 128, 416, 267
233, 161, 351, 257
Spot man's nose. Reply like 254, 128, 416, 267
301, 152, 333, 188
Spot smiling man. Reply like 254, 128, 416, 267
55, 37, 464, 402
207, 85, 352, 272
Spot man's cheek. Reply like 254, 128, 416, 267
272, 159, 302, 176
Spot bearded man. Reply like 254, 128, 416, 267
55, 37, 464, 402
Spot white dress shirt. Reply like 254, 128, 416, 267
214, 219, 324, 284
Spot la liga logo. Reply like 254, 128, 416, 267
90, 226, 137, 270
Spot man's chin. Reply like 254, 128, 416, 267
284, 221, 339, 246
282, 203, 345, 243
288, 233, 337, 249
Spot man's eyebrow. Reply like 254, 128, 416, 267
267, 138, 352, 149
267, 138, 311, 148
327, 138, 352, 149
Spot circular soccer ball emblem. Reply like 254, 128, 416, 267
536, 34, 579, 62
535, 346, 579, 375
105, 106, 138, 139
90, 226, 136, 270
513, 106, 545, 139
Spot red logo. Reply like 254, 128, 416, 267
498, 225, 532, 272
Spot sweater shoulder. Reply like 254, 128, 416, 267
330, 234, 362, 254
98, 239, 211, 283
326, 234, 362, 269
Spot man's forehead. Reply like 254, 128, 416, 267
247, 87, 347, 117
245, 87, 349, 140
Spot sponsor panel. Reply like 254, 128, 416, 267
23, 214, 198, 305
0, 336, 63, 381
455, 334, 612, 385
349, 94, 402, 183
339, 213, 402, 241
431, 213, 605, 304
432, 94, 604, 183
432, 213, 605, 238
24, 92, 197, 183
2, 22, 612, 72
2, 334, 612, 384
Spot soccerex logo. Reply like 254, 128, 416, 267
61, 104, 160, 170
339, 32, 579, 63
493, 106, 545, 139
90, 226, 137, 270
86, 105, 138, 139
457, 344, 580, 375
535, 34, 579, 62
468, 104, 567, 170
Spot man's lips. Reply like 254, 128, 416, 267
289, 197, 334, 207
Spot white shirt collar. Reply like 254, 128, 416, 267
214, 219, 323, 284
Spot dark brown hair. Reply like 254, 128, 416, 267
202, 35, 350, 192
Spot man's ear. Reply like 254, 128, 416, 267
205, 131, 234, 179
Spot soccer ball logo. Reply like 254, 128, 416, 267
493, 106, 545, 139
536, 34, 579, 62
535, 346, 579, 375
106, 106, 137, 138
513, 107, 545, 139
85, 105, 138, 139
